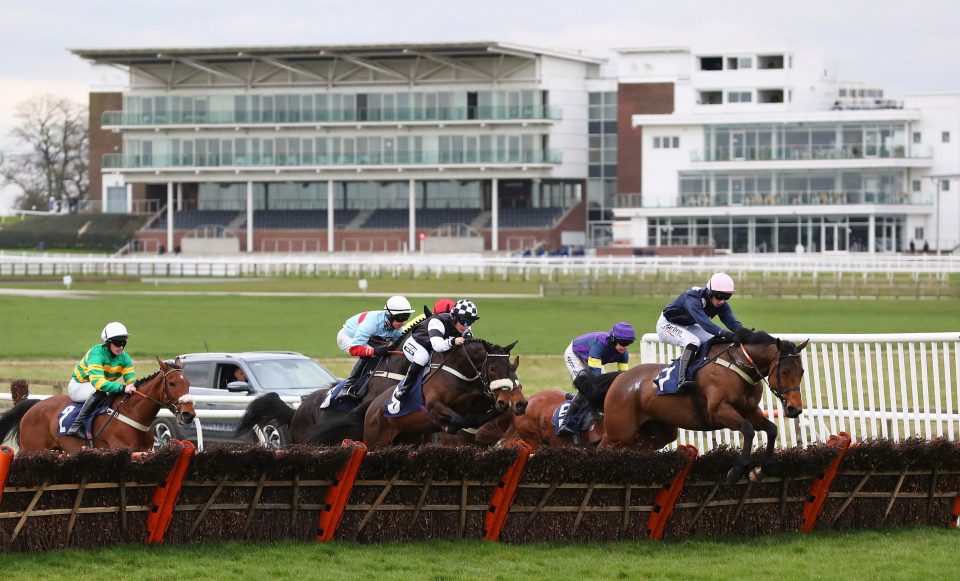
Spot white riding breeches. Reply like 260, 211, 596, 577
68, 378, 95, 402
656, 313, 714, 349
563, 343, 587, 381
401, 336, 431, 366
336, 328, 353, 353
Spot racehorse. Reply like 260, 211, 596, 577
499, 390, 605, 450
234, 339, 411, 444
0, 358, 194, 452
599, 330, 807, 483
309, 339, 526, 448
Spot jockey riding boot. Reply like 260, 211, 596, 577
557, 393, 593, 437
335, 357, 370, 402
394, 362, 425, 401
65, 390, 109, 439
677, 343, 699, 392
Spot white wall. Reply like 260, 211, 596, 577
908, 93, 960, 250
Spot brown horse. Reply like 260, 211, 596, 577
308, 339, 526, 447
0, 358, 194, 452
498, 390, 604, 450
234, 342, 411, 444
600, 330, 808, 483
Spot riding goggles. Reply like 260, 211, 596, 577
615, 339, 634, 347
109, 338, 128, 347
392, 313, 410, 322
457, 319, 474, 327
712, 291, 733, 301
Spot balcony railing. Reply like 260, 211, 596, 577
102, 106, 563, 127
102, 150, 563, 169
690, 144, 932, 162
678, 190, 932, 207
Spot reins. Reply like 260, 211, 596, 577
707, 342, 801, 406
100, 367, 188, 435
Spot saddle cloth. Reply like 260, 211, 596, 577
551, 392, 593, 435
318, 380, 361, 412
383, 366, 428, 418
653, 339, 717, 396
55, 398, 113, 436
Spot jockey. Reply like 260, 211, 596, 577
335, 295, 413, 402
557, 322, 635, 436
64, 322, 138, 439
657, 272, 744, 390
394, 299, 478, 401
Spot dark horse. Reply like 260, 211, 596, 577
309, 339, 526, 448
0, 358, 194, 452
499, 390, 605, 450
234, 340, 411, 444
600, 330, 808, 483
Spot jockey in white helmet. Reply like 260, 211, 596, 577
335, 296, 413, 402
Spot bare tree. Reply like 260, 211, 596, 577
0, 94, 89, 211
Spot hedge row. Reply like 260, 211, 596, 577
1, 439, 958, 552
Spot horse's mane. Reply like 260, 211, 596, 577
466, 338, 510, 354
732, 328, 777, 346
134, 369, 161, 387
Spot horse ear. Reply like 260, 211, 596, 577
797, 339, 810, 352
511, 355, 520, 371
504, 340, 518, 352
174, 356, 183, 368
424, 305, 432, 318
156, 356, 166, 368
776, 338, 782, 349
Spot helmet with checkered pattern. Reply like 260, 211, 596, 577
451, 299, 479, 324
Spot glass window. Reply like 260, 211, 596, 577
913, 132, 922, 144
247, 358, 337, 390
943, 180, 951, 191
912, 180, 921, 192
943, 132, 951, 143
653, 137, 661, 148
672, 136, 679, 148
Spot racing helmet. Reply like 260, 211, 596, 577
706, 272, 736, 297
433, 298, 455, 314
451, 299, 479, 324
610, 322, 636, 344
384, 295, 414, 322
101, 321, 129, 343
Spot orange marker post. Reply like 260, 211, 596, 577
316, 439, 368, 542
484, 440, 533, 542
800, 432, 851, 533
647, 444, 698, 540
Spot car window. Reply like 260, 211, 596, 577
247, 359, 336, 390
182, 362, 215, 388
217, 364, 246, 390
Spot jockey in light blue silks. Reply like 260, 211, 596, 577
334, 295, 413, 402
557, 321, 635, 436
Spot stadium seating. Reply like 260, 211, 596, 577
497, 207, 564, 228
148, 210, 240, 231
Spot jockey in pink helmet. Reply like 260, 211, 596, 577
656, 273, 744, 391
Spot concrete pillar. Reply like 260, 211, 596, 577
409, 179, 416, 251
246, 181, 254, 253
327, 179, 335, 253
166, 182, 174, 253
868, 214, 876, 253
491, 178, 499, 252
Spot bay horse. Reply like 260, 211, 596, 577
234, 338, 411, 444
0, 358, 194, 452
499, 390, 605, 450
309, 339, 526, 448
600, 330, 808, 483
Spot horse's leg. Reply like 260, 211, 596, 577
426, 401, 469, 434
745, 408, 777, 482
711, 403, 754, 484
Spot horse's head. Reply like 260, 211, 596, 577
466, 339, 526, 415
768, 339, 808, 418
157, 356, 195, 425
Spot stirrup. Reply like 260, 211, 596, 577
335, 388, 360, 402
65, 425, 87, 439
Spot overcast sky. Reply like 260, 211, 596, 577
1, 0, 958, 209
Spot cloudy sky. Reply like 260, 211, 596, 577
1, 0, 958, 209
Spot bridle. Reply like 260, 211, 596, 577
128, 366, 190, 416
711, 343, 802, 407
440, 341, 518, 397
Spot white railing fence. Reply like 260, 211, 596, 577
640, 332, 960, 450
0, 252, 958, 279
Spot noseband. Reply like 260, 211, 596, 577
440, 343, 517, 396
716, 343, 802, 407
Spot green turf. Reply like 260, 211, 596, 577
0, 528, 956, 580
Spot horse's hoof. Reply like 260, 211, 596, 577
749, 467, 763, 482
726, 466, 742, 484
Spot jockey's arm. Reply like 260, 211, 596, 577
718, 304, 744, 331
428, 318, 457, 352
683, 294, 723, 335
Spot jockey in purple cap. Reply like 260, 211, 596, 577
558, 322, 635, 436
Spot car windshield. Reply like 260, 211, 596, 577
246, 358, 337, 390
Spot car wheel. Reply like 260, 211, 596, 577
257, 423, 291, 448
151, 419, 185, 452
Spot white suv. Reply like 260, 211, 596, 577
150, 351, 337, 449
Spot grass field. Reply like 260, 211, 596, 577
0, 528, 956, 580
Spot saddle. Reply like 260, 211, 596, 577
56, 396, 116, 437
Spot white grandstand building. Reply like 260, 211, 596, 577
72, 42, 959, 255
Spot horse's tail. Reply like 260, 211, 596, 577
234, 392, 295, 436
306, 400, 373, 445
0, 398, 42, 444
